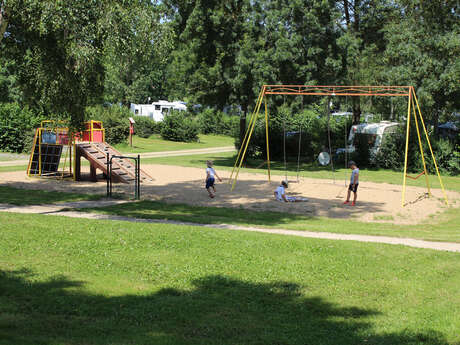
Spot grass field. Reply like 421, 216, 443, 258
80, 200, 460, 243
0, 212, 459, 345
114, 134, 235, 153
0, 186, 103, 205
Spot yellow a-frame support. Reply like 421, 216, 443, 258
229, 85, 449, 207
402, 87, 448, 207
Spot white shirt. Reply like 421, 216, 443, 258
206, 167, 215, 178
350, 168, 359, 184
275, 185, 285, 201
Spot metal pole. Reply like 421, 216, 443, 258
412, 88, 449, 205
137, 154, 140, 199
229, 88, 264, 182
109, 157, 113, 198
411, 90, 431, 196
106, 153, 110, 198
264, 99, 271, 182
402, 90, 412, 207
231, 89, 265, 190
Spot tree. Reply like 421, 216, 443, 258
0, 0, 138, 127
0, 1, 7, 42
165, 0, 340, 145
103, 2, 175, 106
382, 0, 460, 128
336, 0, 398, 123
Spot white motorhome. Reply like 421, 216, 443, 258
337, 121, 400, 156
130, 100, 187, 122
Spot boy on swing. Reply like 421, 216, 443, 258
344, 160, 359, 206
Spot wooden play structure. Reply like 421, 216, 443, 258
230, 85, 448, 207
27, 120, 153, 186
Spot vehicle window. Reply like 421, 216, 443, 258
161, 107, 170, 114
135, 109, 139, 115
155, 105, 161, 110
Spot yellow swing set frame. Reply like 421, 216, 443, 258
229, 85, 448, 207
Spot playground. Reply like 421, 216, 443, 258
1, 163, 458, 225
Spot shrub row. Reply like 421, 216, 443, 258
245, 104, 350, 162
374, 127, 459, 175
0, 103, 43, 153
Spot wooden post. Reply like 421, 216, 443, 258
75, 145, 81, 181
90, 164, 97, 182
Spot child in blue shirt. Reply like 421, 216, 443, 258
344, 161, 359, 206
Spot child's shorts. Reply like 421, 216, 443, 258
348, 183, 359, 193
206, 177, 215, 189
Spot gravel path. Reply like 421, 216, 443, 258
1, 200, 459, 253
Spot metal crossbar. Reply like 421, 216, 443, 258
229, 84, 449, 207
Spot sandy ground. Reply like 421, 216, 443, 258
1, 164, 459, 225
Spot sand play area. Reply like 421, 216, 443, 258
1, 164, 459, 225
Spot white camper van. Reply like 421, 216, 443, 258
337, 121, 400, 156
130, 100, 187, 122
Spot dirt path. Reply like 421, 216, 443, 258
1, 200, 459, 253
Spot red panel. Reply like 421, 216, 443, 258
92, 131, 104, 142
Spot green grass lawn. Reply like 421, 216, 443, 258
0, 186, 103, 205
114, 134, 235, 154
0, 212, 459, 345
142, 151, 460, 192
80, 200, 460, 243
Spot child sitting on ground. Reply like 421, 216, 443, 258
205, 160, 222, 198
344, 160, 359, 206
274, 181, 308, 202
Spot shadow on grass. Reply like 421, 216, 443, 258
0, 269, 449, 345
0, 185, 103, 206
86, 200, 321, 227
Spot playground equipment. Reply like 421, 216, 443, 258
28, 120, 153, 188
27, 121, 73, 178
107, 154, 141, 200
229, 85, 448, 207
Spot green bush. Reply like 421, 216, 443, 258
0, 103, 43, 153
244, 104, 349, 162
86, 105, 130, 145
133, 116, 161, 138
160, 110, 199, 142
430, 138, 459, 176
375, 126, 459, 175
197, 109, 239, 136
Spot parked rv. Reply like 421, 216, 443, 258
337, 121, 400, 156
130, 100, 187, 122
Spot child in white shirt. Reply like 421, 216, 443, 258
344, 160, 359, 206
205, 160, 222, 198
274, 181, 307, 202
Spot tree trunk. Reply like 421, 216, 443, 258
352, 97, 361, 124
353, 0, 361, 33
343, 0, 350, 26
0, 1, 8, 43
